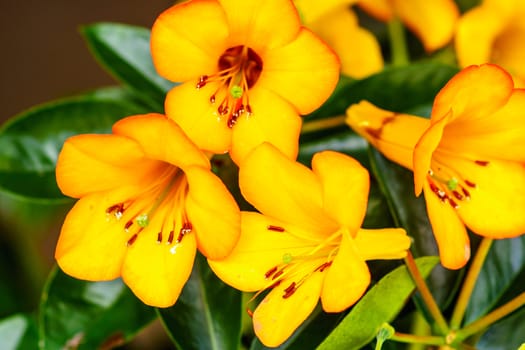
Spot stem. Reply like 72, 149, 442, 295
458, 291, 525, 339
300, 115, 346, 134
391, 332, 445, 346
450, 238, 493, 329
387, 17, 409, 66
405, 251, 449, 335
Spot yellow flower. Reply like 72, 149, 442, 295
358, 0, 459, 52
151, 0, 340, 164
293, 0, 384, 78
55, 114, 240, 307
209, 143, 410, 347
347, 64, 525, 269
455, 0, 525, 86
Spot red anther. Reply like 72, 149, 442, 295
227, 115, 238, 128
429, 181, 440, 194
315, 261, 333, 272
267, 225, 285, 232
284, 282, 296, 293
210, 95, 216, 103
475, 160, 490, 166
449, 198, 459, 209
106, 203, 123, 214
167, 230, 175, 244
157, 232, 163, 244
465, 180, 476, 188
196, 81, 207, 89
272, 270, 284, 280
124, 220, 133, 231
452, 190, 463, 200
246, 104, 252, 114
282, 282, 297, 299
127, 233, 138, 246
265, 266, 278, 279
462, 187, 471, 199
246, 308, 254, 318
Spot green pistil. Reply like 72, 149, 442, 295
136, 214, 149, 228
447, 177, 459, 191
282, 253, 293, 264
230, 85, 243, 99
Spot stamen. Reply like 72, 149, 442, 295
282, 282, 297, 299
167, 230, 175, 245
462, 187, 471, 199
273, 269, 284, 280
267, 225, 285, 232
124, 220, 133, 232
475, 160, 490, 166
464, 180, 476, 188
157, 232, 162, 244
449, 198, 459, 209
315, 261, 333, 272
127, 233, 138, 246
265, 266, 278, 279
452, 191, 464, 200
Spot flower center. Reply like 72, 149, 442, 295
105, 166, 192, 247
196, 45, 263, 128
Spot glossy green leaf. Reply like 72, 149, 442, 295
317, 257, 439, 350
476, 306, 525, 350
0, 87, 149, 201
82, 23, 174, 111
465, 235, 525, 324
0, 314, 38, 350
39, 267, 155, 350
158, 253, 242, 350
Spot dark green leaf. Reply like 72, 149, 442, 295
317, 257, 439, 350
0, 87, 149, 201
39, 267, 155, 350
158, 253, 242, 350
0, 314, 38, 350
82, 23, 174, 111
476, 305, 525, 350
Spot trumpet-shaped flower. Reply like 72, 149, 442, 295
357, 0, 459, 52
456, 0, 525, 86
55, 114, 240, 307
209, 143, 410, 347
151, 0, 340, 164
294, 0, 384, 78
346, 64, 525, 269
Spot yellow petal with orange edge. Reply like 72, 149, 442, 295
165, 82, 232, 155
311, 151, 369, 231
354, 228, 410, 260
440, 90, 525, 162
230, 86, 301, 165
208, 212, 323, 291
308, 7, 383, 78
150, 0, 229, 82
293, 0, 358, 24
258, 28, 340, 114
437, 155, 525, 238
218, 0, 301, 53
391, 0, 459, 52
347, 101, 428, 171
55, 188, 140, 281
423, 182, 470, 270
121, 206, 197, 307
321, 230, 370, 312
357, 0, 393, 21
56, 134, 163, 198
431, 64, 513, 125
184, 165, 240, 260
113, 113, 210, 169
239, 143, 338, 234
253, 261, 325, 348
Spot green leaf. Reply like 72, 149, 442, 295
0, 314, 38, 350
82, 23, 174, 111
158, 253, 242, 350
39, 267, 155, 350
0, 87, 149, 201
317, 257, 439, 350
465, 235, 525, 324
477, 306, 525, 350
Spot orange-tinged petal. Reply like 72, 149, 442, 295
122, 220, 197, 307
307, 7, 383, 78
230, 86, 301, 165
184, 166, 240, 260
293, 0, 359, 23
357, 0, 393, 21
440, 156, 525, 238
321, 230, 370, 312
391, 0, 459, 52
346, 101, 428, 171
258, 28, 340, 114
113, 113, 210, 169
311, 151, 369, 231
431, 64, 513, 125
150, 0, 229, 82
56, 134, 163, 198
208, 212, 321, 291
354, 228, 410, 260
252, 262, 324, 348
164, 82, 232, 154
218, 0, 301, 52
423, 182, 470, 270
239, 143, 338, 233
491, 21, 525, 80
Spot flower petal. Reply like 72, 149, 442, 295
391, 0, 459, 52
164, 82, 233, 154
294, 0, 359, 23
230, 86, 301, 165
321, 230, 370, 312
311, 151, 369, 231
346, 101, 429, 170
239, 143, 338, 233
150, 0, 229, 82
357, 0, 393, 21
113, 113, 210, 169
258, 28, 340, 114
252, 262, 324, 347
491, 21, 525, 82
354, 228, 411, 260
218, 0, 301, 52
423, 182, 470, 270
184, 166, 240, 260
56, 134, 163, 198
